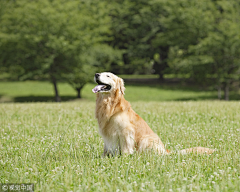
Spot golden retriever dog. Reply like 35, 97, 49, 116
92, 72, 215, 157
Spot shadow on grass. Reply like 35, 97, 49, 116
0, 95, 216, 103
1, 94, 239, 103
13, 96, 78, 103
173, 95, 219, 101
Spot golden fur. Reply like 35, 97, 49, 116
93, 72, 215, 156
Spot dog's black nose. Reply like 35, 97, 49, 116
95, 73, 100, 78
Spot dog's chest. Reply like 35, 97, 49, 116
98, 112, 133, 150
99, 112, 129, 135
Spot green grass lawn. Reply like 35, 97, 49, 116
0, 101, 240, 191
0, 81, 239, 102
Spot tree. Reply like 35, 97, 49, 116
167, 0, 240, 100
65, 65, 95, 99
107, 0, 162, 75
0, 0, 111, 101
107, 0, 216, 80
150, 0, 219, 80
64, 44, 122, 98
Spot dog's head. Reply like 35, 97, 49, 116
92, 72, 125, 95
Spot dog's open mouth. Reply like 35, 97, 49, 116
92, 80, 111, 93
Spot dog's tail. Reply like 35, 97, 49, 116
166, 147, 215, 155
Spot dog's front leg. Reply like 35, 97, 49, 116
102, 143, 110, 157
102, 149, 108, 157
119, 130, 135, 155
102, 142, 121, 157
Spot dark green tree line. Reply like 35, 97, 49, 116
0, 0, 240, 101
167, 0, 240, 100
0, 0, 120, 101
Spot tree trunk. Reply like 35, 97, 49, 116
76, 86, 84, 99
76, 88, 81, 98
217, 85, 221, 100
224, 82, 229, 101
52, 77, 61, 102
50, 60, 61, 102
153, 46, 169, 83
159, 72, 164, 82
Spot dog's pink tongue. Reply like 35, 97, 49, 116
92, 85, 105, 93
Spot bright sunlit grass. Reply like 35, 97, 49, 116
0, 101, 240, 191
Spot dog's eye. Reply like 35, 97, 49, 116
107, 75, 110, 77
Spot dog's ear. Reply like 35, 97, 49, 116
118, 78, 125, 95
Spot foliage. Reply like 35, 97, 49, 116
63, 44, 122, 98
63, 65, 95, 99
166, 0, 240, 100
193, 1, 240, 100
0, 0, 112, 101
0, 0, 240, 100
107, 0, 217, 77
107, 0, 163, 75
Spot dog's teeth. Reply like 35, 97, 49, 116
101, 85, 107, 90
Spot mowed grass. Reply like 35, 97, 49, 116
0, 101, 240, 191
1, 81, 239, 103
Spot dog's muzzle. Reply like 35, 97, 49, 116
92, 73, 112, 93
